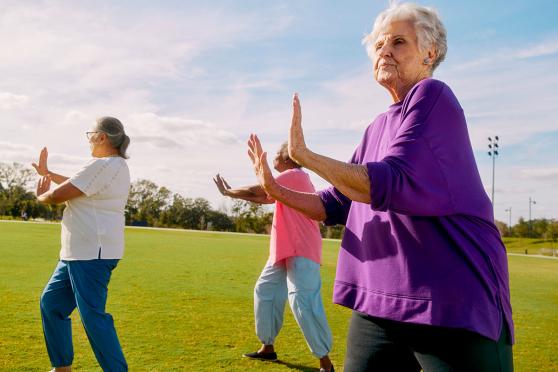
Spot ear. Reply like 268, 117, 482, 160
424, 46, 436, 65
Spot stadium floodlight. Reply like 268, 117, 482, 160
528, 197, 536, 238
488, 136, 499, 208
505, 207, 512, 236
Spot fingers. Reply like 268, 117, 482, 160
31, 163, 39, 171
222, 178, 231, 189
247, 148, 255, 163
40, 147, 48, 163
292, 92, 301, 124
247, 133, 262, 163
37, 175, 51, 195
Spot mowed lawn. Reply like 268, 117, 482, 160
0, 222, 557, 371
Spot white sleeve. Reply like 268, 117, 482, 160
70, 159, 116, 196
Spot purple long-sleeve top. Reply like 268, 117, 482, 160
319, 78, 513, 342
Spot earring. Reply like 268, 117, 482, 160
423, 58, 430, 65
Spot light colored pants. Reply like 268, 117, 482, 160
254, 256, 333, 358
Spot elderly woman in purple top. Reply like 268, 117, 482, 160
247, 3, 514, 371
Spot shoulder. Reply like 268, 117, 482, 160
276, 168, 307, 182
276, 168, 314, 190
402, 78, 460, 118
77, 157, 127, 177
406, 78, 446, 105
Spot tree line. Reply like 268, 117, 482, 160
0, 162, 344, 238
2, 162, 554, 241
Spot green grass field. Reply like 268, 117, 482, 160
1, 221, 557, 371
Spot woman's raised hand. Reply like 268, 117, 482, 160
247, 134, 275, 193
36, 175, 51, 197
289, 93, 308, 165
213, 174, 231, 196
31, 147, 49, 176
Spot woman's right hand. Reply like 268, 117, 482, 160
213, 174, 231, 196
247, 134, 277, 195
31, 147, 49, 176
36, 175, 51, 198
289, 93, 309, 165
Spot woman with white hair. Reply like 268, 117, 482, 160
34, 116, 130, 372
247, 3, 513, 371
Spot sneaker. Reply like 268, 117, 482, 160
319, 366, 335, 372
242, 351, 278, 361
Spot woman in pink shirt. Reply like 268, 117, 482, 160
214, 142, 334, 372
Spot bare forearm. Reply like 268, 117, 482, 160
47, 171, 69, 185
265, 181, 326, 221
230, 194, 274, 204
225, 184, 266, 198
300, 150, 371, 203
223, 186, 273, 204
37, 191, 56, 205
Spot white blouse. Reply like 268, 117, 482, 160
60, 157, 130, 260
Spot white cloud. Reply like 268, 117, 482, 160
0, 92, 29, 110
520, 168, 558, 181
452, 38, 558, 70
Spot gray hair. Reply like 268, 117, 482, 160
363, 2, 447, 71
95, 116, 130, 159
279, 141, 301, 168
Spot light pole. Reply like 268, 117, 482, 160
488, 136, 499, 207
505, 207, 512, 236
529, 197, 536, 238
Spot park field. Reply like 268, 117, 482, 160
1, 221, 557, 371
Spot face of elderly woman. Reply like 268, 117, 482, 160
87, 130, 107, 156
373, 20, 433, 99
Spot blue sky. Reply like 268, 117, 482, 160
1, 0, 557, 224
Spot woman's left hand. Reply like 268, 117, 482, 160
36, 176, 51, 197
289, 93, 309, 165
247, 134, 276, 194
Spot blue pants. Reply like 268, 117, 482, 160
254, 256, 332, 358
40, 260, 127, 371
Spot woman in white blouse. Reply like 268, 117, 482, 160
35, 117, 131, 372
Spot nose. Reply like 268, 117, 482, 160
377, 42, 393, 59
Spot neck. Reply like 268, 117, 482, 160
94, 147, 119, 158
387, 73, 431, 103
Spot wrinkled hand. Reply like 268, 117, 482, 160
36, 175, 51, 197
213, 174, 231, 196
31, 147, 49, 176
247, 134, 275, 193
289, 93, 308, 165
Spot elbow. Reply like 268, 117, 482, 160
49, 190, 66, 204
308, 204, 327, 222
313, 209, 327, 222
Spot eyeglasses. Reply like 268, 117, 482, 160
86, 131, 100, 140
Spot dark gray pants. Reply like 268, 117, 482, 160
344, 311, 513, 372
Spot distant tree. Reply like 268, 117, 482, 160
0, 163, 38, 217
532, 219, 549, 239
494, 220, 508, 237
126, 179, 171, 226
231, 200, 273, 234
543, 220, 558, 242
513, 217, 530, 238
206, 210, 235, 231
320, 224, 345, 239
0, 162, 34, 190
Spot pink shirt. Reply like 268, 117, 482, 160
269, 168, 322, 265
